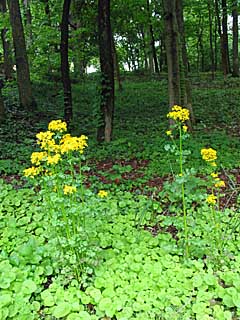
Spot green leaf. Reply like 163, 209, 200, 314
53, 302, 72, 318
0, 294, 12, 307
67, 311, 92, 320
22, 280, 37, 294
41, 290, 55, 307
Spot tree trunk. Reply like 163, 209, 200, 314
8, 0, 35, 110
163, 0, 181, 108
176, 0, 194, 126
208, 0, 215, 79
0, 0, 12, 80
22, 0, 33, 44
232, 0, 239, 77
221, 0, 231, 73
215, 0, 229, 77
0, 80, 5, 122
146, 0, 159, 74
97, 0, 114, 142
111, 33, 122, 91
140, 27, 149, 70
214, 16, 218, 71
60, 0, 73, 124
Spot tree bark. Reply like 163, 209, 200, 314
0, 0, 12, 80
215, 0, 229, 77
176, 0, 194, 125
232, 0, 239, 77
146, 0, 159, 74
140, 27, 149, 70
97, 0, 114, 142
111, 33, 122, 91
60, 0, 73, 124
221, 0, 231, 73
208, 0, 215, 79
8, 0, 35, 110
22, 0, 33, 44
0, 80, 5, 122
163, 0, 181, 108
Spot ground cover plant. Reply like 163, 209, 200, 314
1, 77, 240, 320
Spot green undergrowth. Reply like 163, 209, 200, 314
1, 77, 240, 178
1, 180, 240, 320
1, 77, 240, 319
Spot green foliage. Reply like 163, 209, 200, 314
1, 78, 240, 319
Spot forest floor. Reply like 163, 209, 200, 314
1, 74, 240, 320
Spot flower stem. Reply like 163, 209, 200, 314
179, 124, 189, 259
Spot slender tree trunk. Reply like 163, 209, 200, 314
140, 28, 149, 70
22, 0, 33, 44
111, 33, 122, 91
232, 0, 239, 77
221, 0, 230, 73
215, 0, 229, 77
0, 80, 5, 122
163, 0, 181, 108
208, 0, 215, 79
199, 32, 205, 72
8, 0, 35, 110
214, 16, 218, 71
60, 0, 73, 124
159, 37, 165, 72
0, 0, 12, 80
97, 0, 114, 142
146, 0, 159, 74
176, 0, 194, 126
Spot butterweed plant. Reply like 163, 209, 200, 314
201, 148, 226, 262
23, 120, 93, 280
166, 105, 190, 258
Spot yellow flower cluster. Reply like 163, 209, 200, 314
36, 131, 59, 152
23, 120, 88, 179
210, 172, 225, 188
167, 105, 190, 123
166, 130, 172, 136
23, 166, 41, 178
31, 152, 47, 166
206, 194, 217, 205
47, 154, 61, 165
98, 190, 108, 198
201, 148, 217, 165
215, 180, 225, 188
63, 185, 77, 195
60, 134, 88, 154
48, 120, 67, 132
183, 125, 188, 133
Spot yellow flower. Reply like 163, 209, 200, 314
201, 148, 217, 162
215, 180, 225, 188
47, 154, 61, 165
36, 131, 56, 151
166, 130, 172, 136
211, 173, 218, 178
23, 166, 41, 178
206, 194, 217, 205
63, 185, 77, 195
31, 151, 47, 165
60, 134, 88, 154
48, 120, 67, 132
183, 125, 188, 132
98, 190, 108, 198
210, 162, 217, 167
167, 105, 190, 123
